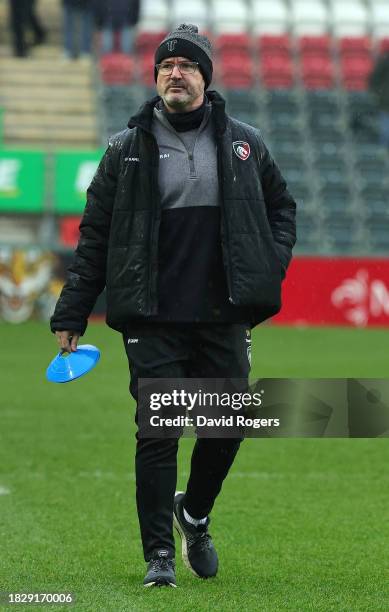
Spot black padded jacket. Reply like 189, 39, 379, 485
50, 90, 296, 335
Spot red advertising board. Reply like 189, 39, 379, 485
273, 257, 389, 327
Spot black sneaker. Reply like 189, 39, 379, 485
143, 550, 177, 587
173, 491, 218, 579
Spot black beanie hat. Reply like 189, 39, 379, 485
154, 24, 213, 89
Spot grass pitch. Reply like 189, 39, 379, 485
0, 322, 388, 611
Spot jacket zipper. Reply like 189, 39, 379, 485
147, 135, 160, 315
217, 140, 235, 304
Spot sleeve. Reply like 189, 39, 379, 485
259, 143, 297, 279
50, 141, 119, 335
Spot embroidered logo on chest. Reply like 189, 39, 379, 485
233, 141, 251, 161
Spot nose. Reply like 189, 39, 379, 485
171, 64, 182, 78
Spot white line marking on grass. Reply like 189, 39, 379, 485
77, 470, 135, 481
229, 471, 286, 479
179, 470, 286, 479
180, 471, 370, 481
0, 486, 10, 495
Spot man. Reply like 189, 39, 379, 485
369, 51, 389, 148
50, 24, 296, 587
8, 0, 46, 57
92, 0, 140, 55
62, 0, 92, 60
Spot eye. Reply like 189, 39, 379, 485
180, 62, 192, 70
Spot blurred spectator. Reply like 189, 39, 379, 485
62, 0, 93, 60
28, 0, 46, 46
92, 0, 140, 55
369, 51, 389, 148
8, 0, 46, 57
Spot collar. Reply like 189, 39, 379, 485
157, 97, 206, 132
128, 90, 228, 136
154, 98, 212, 134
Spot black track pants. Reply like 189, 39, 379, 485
123, 322, 251, 561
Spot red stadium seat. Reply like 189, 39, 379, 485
215, 33, 252, 55
99, 54, 135, 85
220, 74, 255, 88
218, 48, 252, 64
298, 36, 333, 89
340, 56, 373, 90
378, 38, 389, 54
339, 36, 372, 58
59, 217, 81, 248
298, 35, 331, 57
139, 52, 156, 85
261, 55, 294, 88
301, 55, 335, 89
135, 31, 168, 54
219, 54, 255, 88
257, 34, 291, 58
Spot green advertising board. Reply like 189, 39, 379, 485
0, 150, 45, 213
54, 150, 104, 214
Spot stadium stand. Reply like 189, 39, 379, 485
100, 54, 135, 85
216, 32, 252, 56
0, 0, 98, 149
1, 0, 388, 257
171, 0, 209, 32
291, 0, 329, 36
251, 1, 289, 35
137, 0, 170, 32
211, 0, 249, 34
371, 2, 389, 41
109, 19, 388, 257
135, 30, 169, 55
330, 1, 369, 37
300, 54, 335, 89
219, 54, 256, 88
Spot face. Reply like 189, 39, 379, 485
156, 56, 205, 113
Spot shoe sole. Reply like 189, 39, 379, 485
144, 581, 177, 588
173, 491, 202, 579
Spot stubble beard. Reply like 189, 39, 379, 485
162, 82, 194, 111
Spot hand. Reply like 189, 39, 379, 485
55, 330, 80, 353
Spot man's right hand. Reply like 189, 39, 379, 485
55, 330, 80, 353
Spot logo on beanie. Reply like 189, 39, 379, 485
247, 344, 251, 367
233, 141, 251, 161
166, 39, 178, 52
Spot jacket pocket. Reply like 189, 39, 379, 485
106, 246, 129, 286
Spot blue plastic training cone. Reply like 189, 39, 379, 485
46, 344, 100, 383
